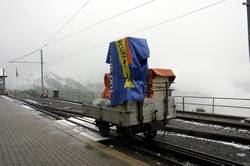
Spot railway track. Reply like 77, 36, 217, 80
10, 96, 182, 165
20, 97, 250, 145
164, 126, 250, 145
150, 136, 244, 166
34, 98, 250, 145
10, 95, 246, 166
29, 96, 250, 130
176, 111, 250, 130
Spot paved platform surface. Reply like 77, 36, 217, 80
0, 96, 147, 166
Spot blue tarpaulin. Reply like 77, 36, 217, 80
106, 37, 150, 106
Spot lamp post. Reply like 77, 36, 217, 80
245, 0, 250, 58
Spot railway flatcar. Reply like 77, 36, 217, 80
82, 37, 176, 140
82, 72, 176, 140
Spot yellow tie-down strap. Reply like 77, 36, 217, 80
116, 38, 135, 89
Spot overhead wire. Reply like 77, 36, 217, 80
129, 0, 226, 35
46, 0, 227, 65
8, 0, 153, 63
9, 61, 41, 64
232, 0, 246, 4
44, 0, 91, 46
8, 0, 91, 63
8, 0, 228, 66
8, 48, 41, 63
46, 0, 155, 46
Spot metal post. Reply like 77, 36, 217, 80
212, 97, 215, 114
3, 69, 5, 94
182, 96, 185, 111
164, 81, 169, 125
246, 0, 250, 59
40, 49, 44, 94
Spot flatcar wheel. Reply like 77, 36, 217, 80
117, 127, 135, 144
99, 126, 110, 137
96, 121, 110, 137
126, 128, 136, 141
143, 130, 157, 140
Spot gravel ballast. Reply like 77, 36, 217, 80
158, 119, 250, 165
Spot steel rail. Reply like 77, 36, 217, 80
28, 99, 246, 165
135, 135, 244, 166
176, 111, 250, 130
151, 137, 244, 166
106, 138, 185, 166
8, 95, 62, 119
33, 97, 250, 131
13, 95, 246, 166
14, 95, 99, 133
165, 126, 250, 145
176, 111, 246, 120
14, 97, 185, 165
176, 115, 250, 131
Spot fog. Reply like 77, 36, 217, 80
0, 0, 249, 99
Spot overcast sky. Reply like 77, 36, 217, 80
0, 0, 249, 98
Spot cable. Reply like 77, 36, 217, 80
129, 0, 226, 35
46, 0, 227, 64
45, 41, 108, 66
8, 0, 154, 65
46, 0, 155, 46
232, 0, 245, 4
7, 0, 91, 63
44, 0, 91, 46
8, 48, 41, 63
8, 61, 41, 64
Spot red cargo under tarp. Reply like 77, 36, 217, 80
101, 73, 111, 99
101, 68, 175, 99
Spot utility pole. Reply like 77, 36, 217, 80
40, 49, 44, 94
246, 0, 250, 58
3, 69, 5, 94
8, 49, 44, 95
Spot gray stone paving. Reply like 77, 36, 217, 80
0, 96, 137, 166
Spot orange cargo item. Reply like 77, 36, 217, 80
101, 68, 175, 99
101, 73, 111, 99
147, 68, 175, 98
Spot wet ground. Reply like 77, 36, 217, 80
0, 95, 147, 166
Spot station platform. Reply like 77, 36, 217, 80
0, 95, 147, 166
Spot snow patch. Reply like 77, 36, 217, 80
159, 132, 250, 150
57, 100, 81, 105
238, 129, 249, 133
55, 118, 108, 141
24, 99, 38, 104
20, 105, 35, 111
1, 95, 14, 102
76, 117, 95, 123
174, 119, 223, 129
30, 110, 42, 116
68, 117, 96, 129
55, 120, 78, 127
237, 153, 246, 157
174, 119, 249, 134
80, 131, 108, 141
